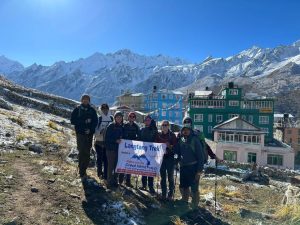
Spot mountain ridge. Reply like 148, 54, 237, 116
1, 40, 300, 106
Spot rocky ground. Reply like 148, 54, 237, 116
0, 80, 300, 225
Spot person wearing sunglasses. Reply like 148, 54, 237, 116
119, 112, 141, 187
140, 115, 158, 194
156, 120, 177, 200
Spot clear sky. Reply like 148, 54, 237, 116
1, 0, 300, 66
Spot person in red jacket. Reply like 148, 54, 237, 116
156, 120, 177, 200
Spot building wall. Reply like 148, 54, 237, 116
144, 91, 183, 124
189, 86, 274, 142
117, 94, 144, 111
214, 131, 295, 169
283, 127, 300, 156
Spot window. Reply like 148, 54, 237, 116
224, 150, 237, 161
248, 153, 257, 163
216, 115, 223, 123
218, 132, 226, 141
234, 134, 242, 143
162, 103, 167, 109
229, 114, 239, 119
208, 114, 213, 122
169, 111, 173, 117
194, 114, 203, 122
287, 129, 292, 135
162, 94, 166, 99
229, 89, 238, 95
229, 100, 239, 106
248, 115, 253, 124
259, 116, 269, 124
261, 128, 269, 134
194, 125, 203, 132
161, 111, 166, 116
225, 133, 234, 142
169, 94, 173, 99
267, 154, 283, 166
208, 126, 212, 133
175, 112, 180, 118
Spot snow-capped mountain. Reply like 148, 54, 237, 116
0, 55, 24, 74
1, 40, 300, 105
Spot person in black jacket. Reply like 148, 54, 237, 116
70, 94, 98, 180
105, 111, 124, 188
119, 112, 140, 187
156, 120, 177, 200
140, 115, 158, 194
174, 123, 205, 208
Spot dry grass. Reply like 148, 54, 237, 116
47, 121, 59, 131
217, 186, 244, 199
16, 133, 26, 142
275, 204, 300, 224
171, 216, 187, 225
9, 116, 24, 127
222, 203, 240, 213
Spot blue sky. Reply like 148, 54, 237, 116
1, 0, 300, 66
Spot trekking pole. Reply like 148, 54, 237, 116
156, 176, 159, 198
173, 167, 178, 200
215, 159, 218, 214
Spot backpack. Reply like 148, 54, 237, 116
95, 115, 113, 142
178, 130, 208, 164
193, 129, 209, 164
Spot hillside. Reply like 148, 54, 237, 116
1, 77, 300, 225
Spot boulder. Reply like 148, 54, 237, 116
28, 144, 43, 154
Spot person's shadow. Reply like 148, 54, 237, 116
81, 176, 108, 225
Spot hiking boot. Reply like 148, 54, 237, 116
158, 195, 167, 201
167, 192, 174, 201
149, 187, 156, 195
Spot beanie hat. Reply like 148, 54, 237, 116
81, 94, 90, 102
114, 111, 123, 118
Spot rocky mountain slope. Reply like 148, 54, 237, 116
1, 78, 300, 225
1, 40, 300, 108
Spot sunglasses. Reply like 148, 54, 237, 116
162, 124, 169, 126
129, 116, 136, 118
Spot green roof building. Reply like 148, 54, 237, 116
188, 82, 274, 143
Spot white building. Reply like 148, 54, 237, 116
213, 117, 295, 169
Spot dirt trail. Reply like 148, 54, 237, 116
8, 159, 54, 225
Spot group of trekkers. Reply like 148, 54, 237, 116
71, 94, 219, 208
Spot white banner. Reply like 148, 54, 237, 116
116, 139, 166, 177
